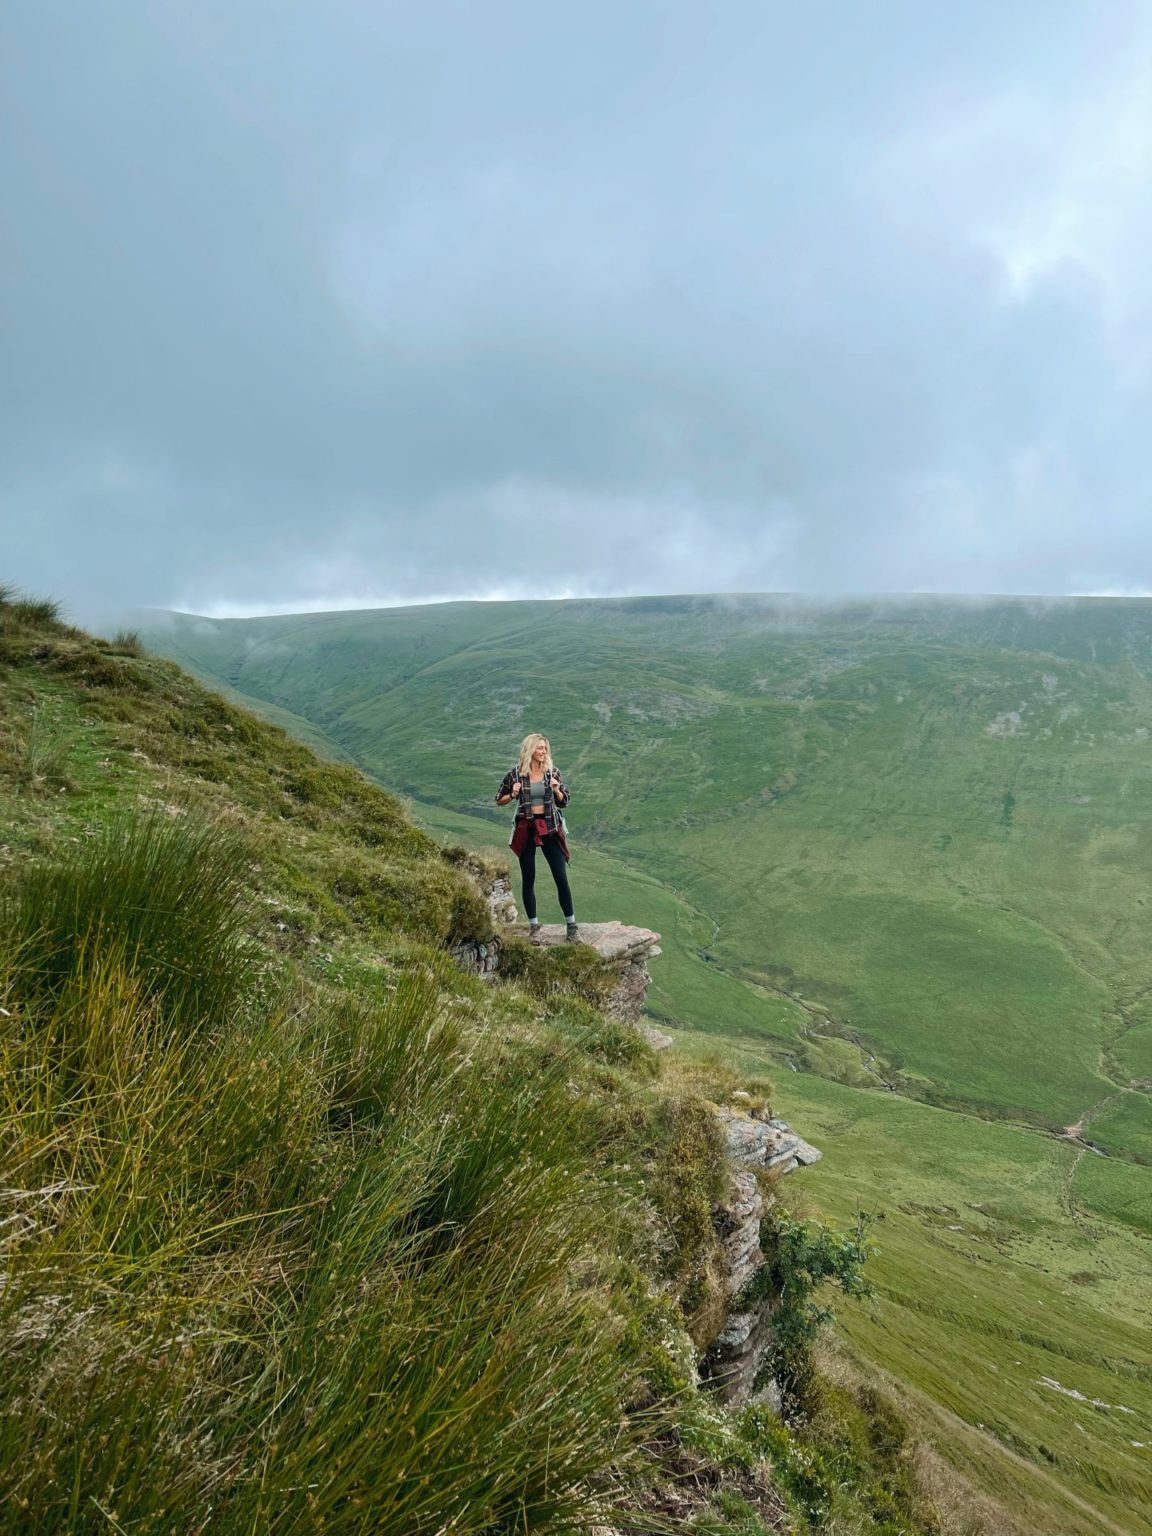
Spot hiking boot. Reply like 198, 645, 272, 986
528, 924, 546, 946
565, 923, 580, 943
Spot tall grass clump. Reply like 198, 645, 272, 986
0, 816, 660, 1532
499, 932, 618, 1006
0, 809, 256, 1031
12, 699, 81, 792
108, 629, 144, 655
0, 588, 63, 631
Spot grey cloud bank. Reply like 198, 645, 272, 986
3, 0, 1152, 621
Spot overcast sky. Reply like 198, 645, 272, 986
3, 1, 1152, 621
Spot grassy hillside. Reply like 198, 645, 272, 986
141, 594, 1152, 1134
1, 587, 975, 1536
140, 593, 1152, 1534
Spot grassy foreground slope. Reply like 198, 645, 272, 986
140, 594, 1152, 1534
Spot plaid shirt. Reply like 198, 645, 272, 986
495, 765, 569, 835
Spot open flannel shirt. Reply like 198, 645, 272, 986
496, 765, 571, 860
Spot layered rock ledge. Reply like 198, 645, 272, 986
452, 917, 667, 1041
715, 1108, 823, 1177
516, 919, 666, 1036
701, 1108, 822, 1406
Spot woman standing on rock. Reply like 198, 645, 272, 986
495, 733, 579, 943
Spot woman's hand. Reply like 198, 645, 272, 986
511, 778, 522, 795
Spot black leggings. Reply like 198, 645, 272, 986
518, 834, 573, 922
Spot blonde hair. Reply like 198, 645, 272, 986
518, 733, 553, 777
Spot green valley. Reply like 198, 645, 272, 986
142, 593, 1152, 1533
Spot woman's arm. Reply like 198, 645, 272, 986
495, 769, 520, 806
552, 769, 569, 805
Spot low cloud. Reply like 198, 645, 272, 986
3, 1, 1151, 619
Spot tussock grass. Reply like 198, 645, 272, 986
0, 591, 64, 630
0, 820, 658, 1533
108, 629, 144, 655
6, 698, 82, 792
1, 810, 257, 1032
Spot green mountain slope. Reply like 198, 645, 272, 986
142, 594, 1152, 1140
140, 592, 1152, 1534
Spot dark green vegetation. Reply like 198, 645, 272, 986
0, 588, 962, 1535
752, 1211, 875, 1416
142, 592, 1152, 1534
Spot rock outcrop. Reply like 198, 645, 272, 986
701, 1108, 821, 1407
510, 923, 822, 1408
524, 919, 664, 1029
448, 936, 502, 978
714, 1108, 823, 1177
484, 874, 518, 927
449, 911, 665, 1009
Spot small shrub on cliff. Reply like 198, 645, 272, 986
745, 1209, 874, 1417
